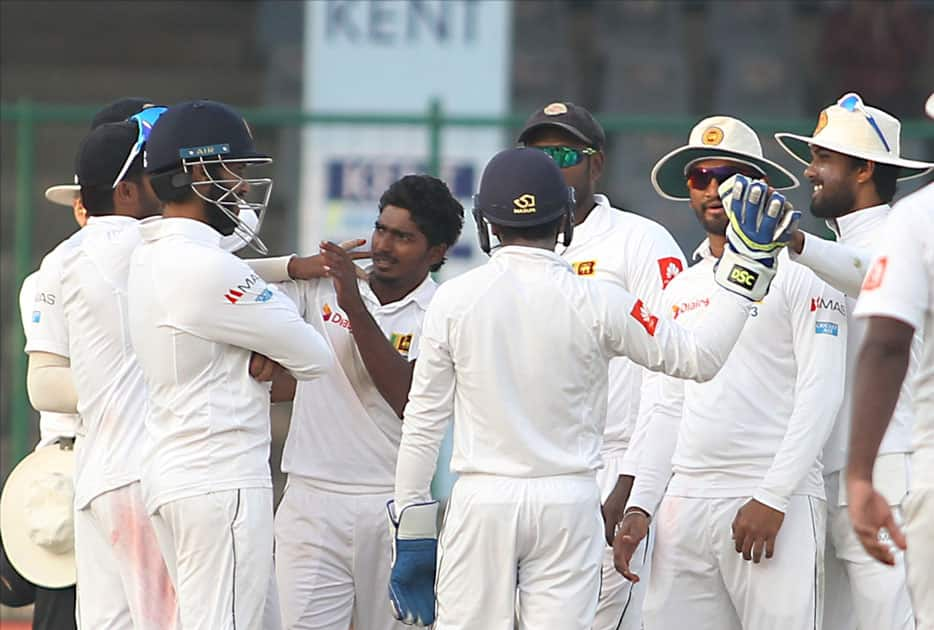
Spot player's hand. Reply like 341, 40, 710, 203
612, 508, 650, 582
731, 499, 785, 563
846, 477, 906, 566
601, 475, 634, 546
320, 240, 367, 316
789, 227, 805, 255
720, 175, 799, 264
249, 352, 282, 382
287, 238, 370, 281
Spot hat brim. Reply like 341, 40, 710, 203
774, 133, 934, 181
44, 185, 80, 207
518, 122, 597, 148
0, 444, 76, 588
651, 146, 799, 201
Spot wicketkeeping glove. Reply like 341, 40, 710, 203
713, 174, 800, 301
387, 500, 439, 626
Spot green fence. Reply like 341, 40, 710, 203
2, 99, 932, 469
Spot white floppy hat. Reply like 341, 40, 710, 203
775, 93, 933, 181
45, 174, 80, 208
651, 116, 799, 201
926, 92, 934, 120
0, 442, 76, 588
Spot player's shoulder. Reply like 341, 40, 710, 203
602, 201, 679, 245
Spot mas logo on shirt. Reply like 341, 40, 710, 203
630, 299, 659, 336
810, 296, 846, 316
671, 297, 709, 319
322, 303, 352, 331
815, 321, 839, 336
390, 333, 413, 357
224, 273, 261, 304
861, 256, 888, 291
658, 257, 684, 289
573, 260, 597, 276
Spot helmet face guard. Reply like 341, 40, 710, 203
181, 152, 273, 255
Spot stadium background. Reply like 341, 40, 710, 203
0, 1, 932, 620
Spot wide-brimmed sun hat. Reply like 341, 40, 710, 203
775, 92, 933, 181
651, 116, 798, 201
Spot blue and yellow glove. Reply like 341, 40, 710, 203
714, 174, 800, 301
387, 500, 439, 626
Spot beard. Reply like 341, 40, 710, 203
205, 202, 238, 236
694, 199, 729, 236
810, 184, 856, 219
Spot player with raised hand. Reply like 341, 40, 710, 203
613, 117, 847, 630
518, 102, 686, 630
268, 174, 464, 630
388, 146, 797, 629
128, 100, 333, 629
774, 93, 932, 630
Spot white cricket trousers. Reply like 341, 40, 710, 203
643, 494, 826, 630
905, 450, 934, 629
435, 473, 603, 630
822, 469, 914, 630
274, 477, 407, 630
74, 481, 177, 630
150, 487, 280, 630
593, 455, 652, 630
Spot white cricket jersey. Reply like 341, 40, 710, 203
276, 274, 435, 493
629, 243, 848, 514
127, 217, 333, 513
557, 194, 685, 458
855, 185, 934, 486
19, 271, 78, 448
792, 205, 918, 474
394, 245, 754, 508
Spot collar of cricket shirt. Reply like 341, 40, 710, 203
825, 203, 890, 241
359, 272, 437, 313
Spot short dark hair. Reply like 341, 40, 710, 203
379, 175, 465, 272
80, 154, 145, 216
493, 216, 564, 243
869, 162, 899, 204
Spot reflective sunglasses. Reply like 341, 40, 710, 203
686, 164, 765, 191
535, 145, 597, 169
112, 106, 168, 188
838, 93, 891, 153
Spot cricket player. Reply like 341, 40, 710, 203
848, 179, 933, 628
614, 116, 848, 630
518, 102, 686, 630
388, 147, 799, 629
774, 93, 933, 629
269, 175, 464, 630
26, 99, 177, 630
128, 100, 333, 629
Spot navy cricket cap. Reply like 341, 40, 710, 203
144, 100, 269, 174
90, 97, 155, 129
517, 102, 606, 150
75, 121, 138, 189
475, 148, 573, 227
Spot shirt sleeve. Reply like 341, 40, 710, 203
790, 231, 870, 297
174, 254, 333, 381
24, 248, 70, 357
754, 267, 848, 512
395, 291, 456, 509
599, 281, 750, 383
854, 206, 928, 331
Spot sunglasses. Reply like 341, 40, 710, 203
535, 145, 597, 169
686, 164, 765, 191
838, 93, 891, 153
112, 106, 168, 188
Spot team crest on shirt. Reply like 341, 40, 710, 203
390, 333, 414, 357
573, 260, 597, 276
861, 256, 887, 291
630, 299, 658, 336
657, 257, 683, 289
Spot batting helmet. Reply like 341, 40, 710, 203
473, 147, 575, 253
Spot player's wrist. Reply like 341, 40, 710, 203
623, 506, 651, 521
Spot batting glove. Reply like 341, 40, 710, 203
714, 174, 801, 301
387, 500, 439, 626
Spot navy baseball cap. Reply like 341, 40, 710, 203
475, 148, 573, 227
517, 102, 606, 149
75, 121, 138, 189
144, 100, 269, 175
